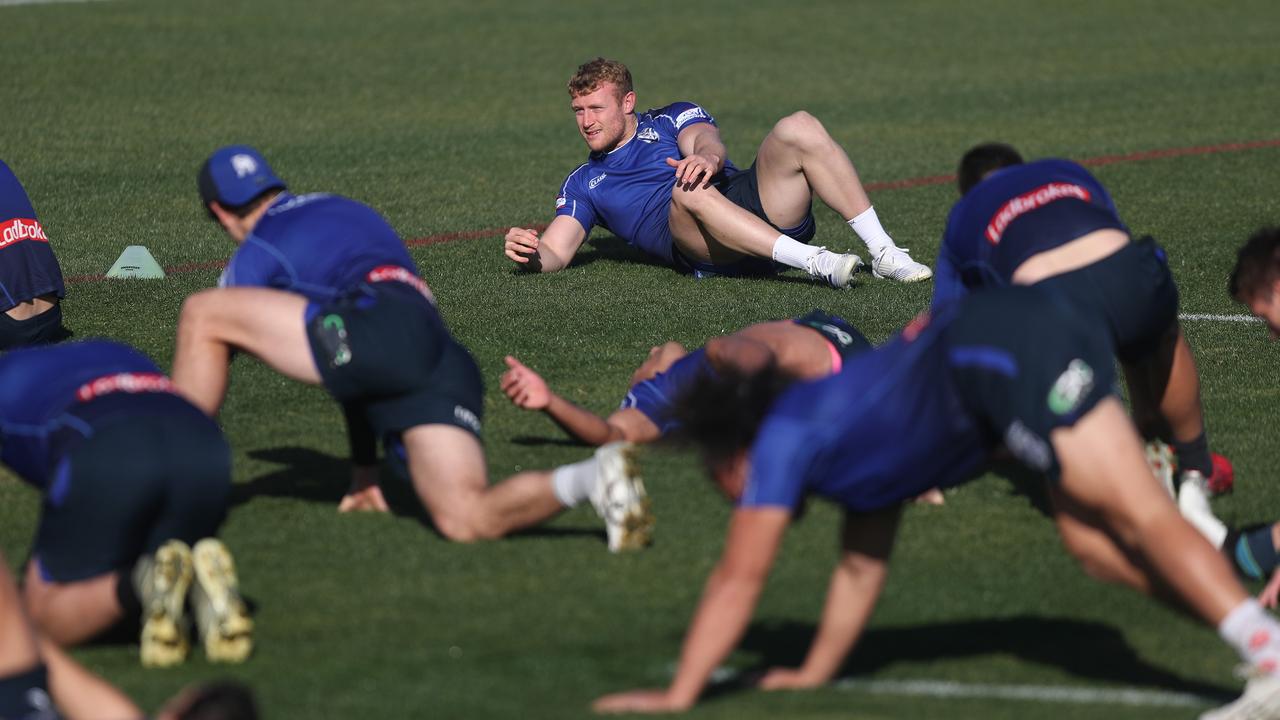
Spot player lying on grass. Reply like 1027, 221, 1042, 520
0, 159, 71, 350
0, 341, 252, 668
935, 143, 1234, 548
503, 58, 930, 288
175, 146, 650, 551
500, 309, 871, 445
593, 287, 1280, 719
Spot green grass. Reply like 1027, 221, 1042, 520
2, 0, 1280, 717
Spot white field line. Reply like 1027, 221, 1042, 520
831, 677, 1214, 708
1180, 313, 1262, 323
675, 664, 1220, 708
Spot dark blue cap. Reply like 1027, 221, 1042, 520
0, 159, 38, 222
197, 145, 287, 209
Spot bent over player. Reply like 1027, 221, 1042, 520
594, 288, 1280, 719
0, 341, 251, 668
0, 159, 70, 350
504, 58, 930, 287
934, 144, 1232, 543
175, 146, 649, 550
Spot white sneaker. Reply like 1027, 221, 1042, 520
805, 249, 864, 289
871, 246, 932, 283
1178, 470, 1229, 549
1145, 439, 1176, 498
589, 442, 654, 552
1201, 672, 1280, 719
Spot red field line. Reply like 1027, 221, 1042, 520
66, 138, 1280, 285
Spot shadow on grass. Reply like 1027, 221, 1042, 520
509, 435, 589, 447
707, 616, 1235, 702
233, 446, 605, 543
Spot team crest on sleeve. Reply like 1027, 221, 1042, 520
674, 107, 708, 129
555, 196, 567, 210
1047, 358, 1095, 415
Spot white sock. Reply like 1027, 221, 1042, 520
848, 206, 894, 256
551, 457, 598, 507
771, 234, 822, 270
1219, 599, 1280, 673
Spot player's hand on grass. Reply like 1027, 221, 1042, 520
1260, 568, 1280, 609
500, 356, 551, 410
758, 667, 827, 691
592, 689, 690, 714
666, 155, 719, 190
338, 465, 390, 513
504, 227, 541, 265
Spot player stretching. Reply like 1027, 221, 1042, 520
174, 146, 649, 551
594, 287, 1280, 719
0, 341, 251, 668
934, 143, 1233, 544
0, 159, 71, 350
504, 58, 930, 287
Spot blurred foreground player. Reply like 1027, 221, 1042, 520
1, 549, 141, 720
934, 143, 1233, 541
0, 160, 70, 350
593, 288, 1280, 719
176, 146, 649, 550
0, 341, 251, 668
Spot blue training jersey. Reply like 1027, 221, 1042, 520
0, 340, 189, 489
620, 348, 712, 434
0, 160, 65, 312
932, 159, 1125, 310
555, 102, 739, 263
220, 192, 418, 302
741, 309, 988, 513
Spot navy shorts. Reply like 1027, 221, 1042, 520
0, 665, 60, 720
1031, 236, 1178, 364
306, 281, 484, 439
793, 309, 873, 361
35, 393, 231, 583
945, 287, 1118, 481
672, 161, 818, 279
0, 302, 70, 351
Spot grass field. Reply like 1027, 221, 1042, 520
2, 0, 1280, 717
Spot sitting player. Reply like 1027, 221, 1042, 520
500, 309, 871, 445
593, 287, 1280, 719
503, 58, 930, 286
0, 340, 252, 667
0, 159, 71, 350
175, 145, 650, 551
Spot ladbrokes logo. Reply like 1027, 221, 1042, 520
76, 372, 176, 402
0, 218, 49, 249
367, 264, 436, 304
985, 183, 1091, 244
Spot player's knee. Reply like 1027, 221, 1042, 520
432, 504, 499, 543
669, 183, 718, 215
770, 111, 829, 150
177, 290, 221, 337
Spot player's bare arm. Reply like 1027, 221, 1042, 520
593, 507, 791, 714
760, 506, 901, 690
666, 123, 728, 190
504, 215, 587, 273
704, 335, 777, 376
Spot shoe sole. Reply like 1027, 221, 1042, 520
192, 538, 254, 663
871, 267, 933, 283
1200, 675, 1280, 719
140, 540, 193, 668
599, 443, 655, 552
828, 255, 864, 289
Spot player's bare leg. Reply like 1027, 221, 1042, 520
1123, 326, 1205, 447
21, 567, 123, 646
173, 288, 321, 416
401, 425, 563, 541
1051, 398, 1244, 624
754, 111, 930, 282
